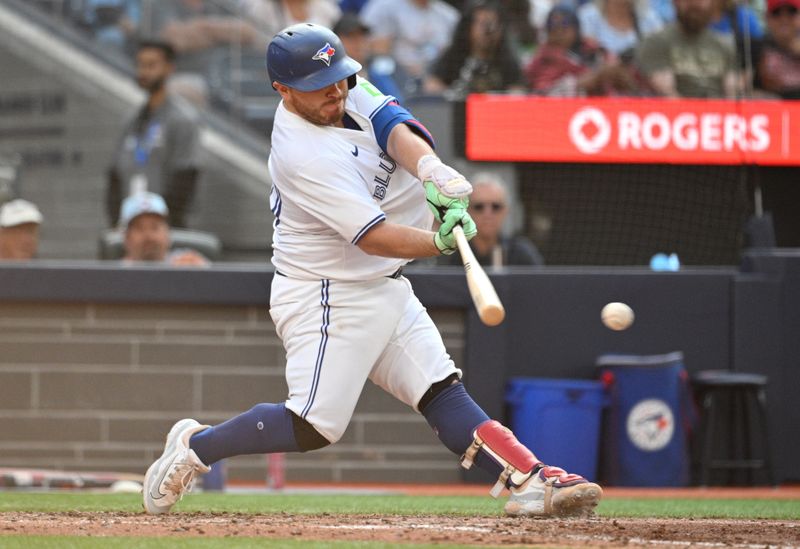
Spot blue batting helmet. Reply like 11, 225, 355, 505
267, 23, 362, 92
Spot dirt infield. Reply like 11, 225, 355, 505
2, 512, 799, 547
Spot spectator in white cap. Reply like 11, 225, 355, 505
120, 191, 208, 266
0, 199, 43, 261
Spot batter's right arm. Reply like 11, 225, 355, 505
386, 123, 435, 178
357, 80, 470, 199
358, 211, 476, 259
357, 222, 440, 259
387, 124, 472, 199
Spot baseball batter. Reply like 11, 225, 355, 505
143, 23, 602, 518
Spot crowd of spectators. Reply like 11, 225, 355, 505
18, 0, 798, 266
33, 0, 798, 104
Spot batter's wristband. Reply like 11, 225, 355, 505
434, 233, 455, 255
433, 234, 442, 255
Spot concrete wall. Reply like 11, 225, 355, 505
0, 297, 465, 483
0, 257, 798, 485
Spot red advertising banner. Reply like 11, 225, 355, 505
466, 95, 800, 165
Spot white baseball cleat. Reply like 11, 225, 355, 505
504, 465, 603, 517
143, 418, 211, 515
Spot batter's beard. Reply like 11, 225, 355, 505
293, 88, 348, 126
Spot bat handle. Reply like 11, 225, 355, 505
452, 224, 469, 252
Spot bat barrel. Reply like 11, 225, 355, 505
480, 305, 505, 326
452, 225, 506, 326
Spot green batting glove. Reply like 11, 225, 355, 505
434, 207, 478, 255
424, 180, 468, 224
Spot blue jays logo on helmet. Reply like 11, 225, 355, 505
312, 43, 336, 66
266, 23, 362, 92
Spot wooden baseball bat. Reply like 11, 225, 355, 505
452, 225, 506, 326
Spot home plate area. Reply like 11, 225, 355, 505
1, 513, 798, 547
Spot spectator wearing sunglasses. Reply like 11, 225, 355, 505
756, 0, 800, 98
438, 173, 544, 267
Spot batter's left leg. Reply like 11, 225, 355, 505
371, 282, 601, 517
144, 403, 329, 515
188, 402, 329, 465
420, 381, 602, 517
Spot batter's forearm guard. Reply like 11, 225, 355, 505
461, 420, 542, 498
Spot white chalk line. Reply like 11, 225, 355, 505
320, 523, 493, 533
6, 515, 799, 548
322, 524, 800, 548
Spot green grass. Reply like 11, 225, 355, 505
0, 492, 797, 548
598, 497, 799, 519
0, 491, 797, 519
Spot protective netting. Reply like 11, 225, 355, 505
516, 162, 755, 266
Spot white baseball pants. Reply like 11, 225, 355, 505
269, 274, 461, 443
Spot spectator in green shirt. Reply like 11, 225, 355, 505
635, 0, 742, 97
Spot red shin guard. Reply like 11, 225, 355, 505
461, 419, 542, 497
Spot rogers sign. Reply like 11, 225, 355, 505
568, 107, 770, 155
466, 96, 799, 165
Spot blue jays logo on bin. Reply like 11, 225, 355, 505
312, 43, 336, 66
626, 398, 674, 452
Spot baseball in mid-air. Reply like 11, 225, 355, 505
601, 302, 635, 331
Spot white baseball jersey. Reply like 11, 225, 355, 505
266, 77, 459, 442
268, 77, 433, 281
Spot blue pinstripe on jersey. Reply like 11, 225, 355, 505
301, 279, 331, 419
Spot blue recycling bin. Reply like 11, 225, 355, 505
506, 377, 606, 481
597, 352, 692, 487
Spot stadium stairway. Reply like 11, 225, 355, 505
0, 0, 273, 261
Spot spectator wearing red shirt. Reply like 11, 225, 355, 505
525, 6, 641, 95
756, 0, 800, 98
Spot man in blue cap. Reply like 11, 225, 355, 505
120, 191, 208, 266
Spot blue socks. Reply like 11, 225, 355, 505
189, 384, 510, 482
420, 382, 503, 479
189, 403, 300, 466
